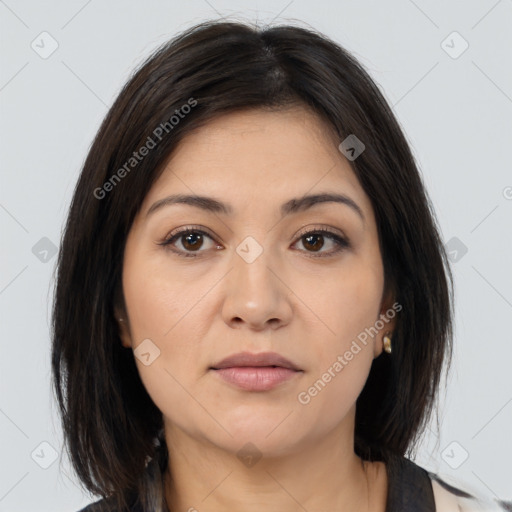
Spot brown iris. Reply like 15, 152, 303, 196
302, 233, 325, 252
181, 232, 204, 251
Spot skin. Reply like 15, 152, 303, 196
117, 107, 396, 511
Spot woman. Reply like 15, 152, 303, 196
51, 19, 508, 512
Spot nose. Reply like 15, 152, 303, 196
221, 246, 293, 332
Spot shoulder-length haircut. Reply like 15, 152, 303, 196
52, 19, 453, 511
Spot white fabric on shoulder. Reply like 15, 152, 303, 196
431, 478, 461, 511
430, 475, 506, 511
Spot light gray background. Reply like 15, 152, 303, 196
1, 1, 511, 510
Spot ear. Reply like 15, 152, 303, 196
373, 288, 399, 358
114, 306, 133, 349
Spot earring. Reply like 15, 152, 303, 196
119, 318, 124, 322
383, 332, 392, 354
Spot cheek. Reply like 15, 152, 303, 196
296, 302, 377, 428
294, 259, 382, 414
122, 243, 213, 341
303, 258, 383, 347
296, 348, 373, 437
121, 249, 216, 420
124, 271, 207, 374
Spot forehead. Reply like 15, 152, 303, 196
140, 107, 372, 218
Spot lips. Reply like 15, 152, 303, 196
210, 351, 303, 391
210, 351, 301, 371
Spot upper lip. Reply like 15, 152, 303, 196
211, 351, 301, 371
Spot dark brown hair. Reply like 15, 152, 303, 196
51, 19, 453, 511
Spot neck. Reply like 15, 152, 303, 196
162, 419, 387, 512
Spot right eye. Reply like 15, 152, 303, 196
158, 226, 223, 258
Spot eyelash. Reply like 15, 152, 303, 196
157, 225, 350, 259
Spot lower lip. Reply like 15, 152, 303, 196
211, 366, 301, 391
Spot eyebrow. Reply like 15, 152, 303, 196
146, 192, 365, 222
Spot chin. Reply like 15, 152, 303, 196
208, 413, 308, 457
213, 429, 303, 461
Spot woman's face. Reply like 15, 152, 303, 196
119, 107, 396, 457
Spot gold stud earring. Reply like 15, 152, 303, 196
383, 332, 392, 354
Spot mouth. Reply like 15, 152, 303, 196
210, 366, 302, 391
209, 351, 303, 391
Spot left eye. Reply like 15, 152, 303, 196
158, 227, 349, 258
292, 229, 349, 257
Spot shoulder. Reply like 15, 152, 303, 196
426, 470, 511, 512
77, 498, 115, 512
385, 455, 511, 512
77, 499, 105, 512
76, 496, 142, 512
